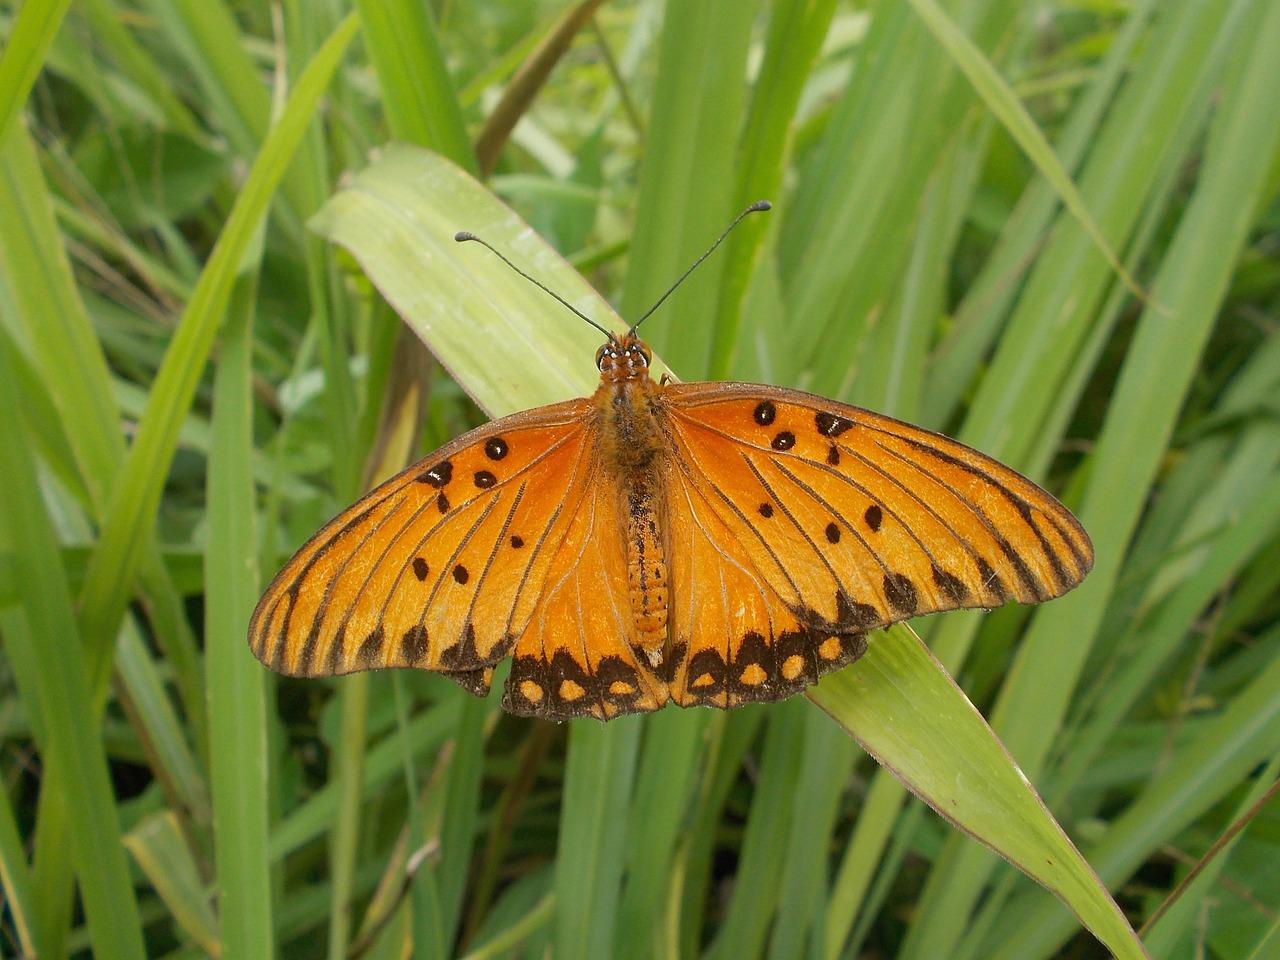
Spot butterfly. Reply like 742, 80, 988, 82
248, 330, 1095, 722
249, 208, 1093, 722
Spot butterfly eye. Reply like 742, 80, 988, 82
595, 343, 610, 370
635, 342, 652, 366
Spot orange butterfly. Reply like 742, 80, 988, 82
249, 208, 1093, 722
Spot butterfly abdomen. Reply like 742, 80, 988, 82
590, 362, 675, 669
620, 473, 669, 666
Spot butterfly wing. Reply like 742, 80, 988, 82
250, 398, 601, 694
500, 458, 669, 721
663, 453, 869, 709
658, 382, 1093, 705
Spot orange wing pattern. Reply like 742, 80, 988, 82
250, 366, 1093, 722
500, 457, 669, 721
249, 399, 597, 696
662, 446, 867, 710
655, 383, 1093, 707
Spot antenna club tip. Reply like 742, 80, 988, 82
749, 200, 772, 212
454, 231, 476, 243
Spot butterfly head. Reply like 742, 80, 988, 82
596, 330, 653, 384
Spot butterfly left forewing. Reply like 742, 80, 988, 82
660, 382, 1093, 638
249, 399, 598, 686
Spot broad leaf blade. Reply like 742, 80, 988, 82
309, 143, 641, 416
809, 625, 1148, 960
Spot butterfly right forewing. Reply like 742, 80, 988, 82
661, 382, 1093, 628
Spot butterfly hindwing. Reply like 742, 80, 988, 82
249, 399, 598, 684
662, 452, 870, 708
501, 456, 669, 721
660, 383, 1093, 639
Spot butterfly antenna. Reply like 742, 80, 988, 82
454, 231, 613, 338
629, 200, 772, 334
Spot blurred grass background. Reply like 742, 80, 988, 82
0, 1, 1278, 958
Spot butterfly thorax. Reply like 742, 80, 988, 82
594, 333, 671, 666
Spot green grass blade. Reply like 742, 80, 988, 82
76, 0, 205, 140
554, 718, 642, 959
809, 626, 1148, 960
765, 712, 857, 960
0, 118, 213, 742
115, 624, 210, 824
709, 0, 838, 379
0, 0, 73, 142
355, 0, 476, 165
616, 709, 711, 960
205, 236, 274, 957
0, 315, 146, 960
326, 673, 370, 960
708, 702, 806, 959
309, 143, 622, 410
990, 626, 1280, 958
619, 0, 761, 375
76, 12, 359, 701
1141, 754, 1280, 955
122, 811, 219, 954
959, 0, 1246, 464
903, 1, 1280, 952
0, 122, 125, 509
268, 700, 462, 863
143, 0, 265, 154
922, 0, 1161, 426
0, 734, 42, 957
905, 0, 1140, 298
435, 697, 489, 944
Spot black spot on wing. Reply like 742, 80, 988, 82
813, 633, 868, 679
799, 591, 881, 633
597, 656, 643, 711
865, 505, 883, 532
356, 625, 383, 668
837, 591, 883, 630
681, 647, 728, 705
884, 573, 918, 615
727, 632, 777, 702
977, 557, 1007, 602
932, 564, 969, 605
417, 460, 453, 488
400, 625, 428, 665
442, 667, 494, 697
439, 623, 511, 671
502, 649, 602, 721
815, 411, 854, 437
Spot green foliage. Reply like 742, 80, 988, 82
0, 1, 1277, 958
